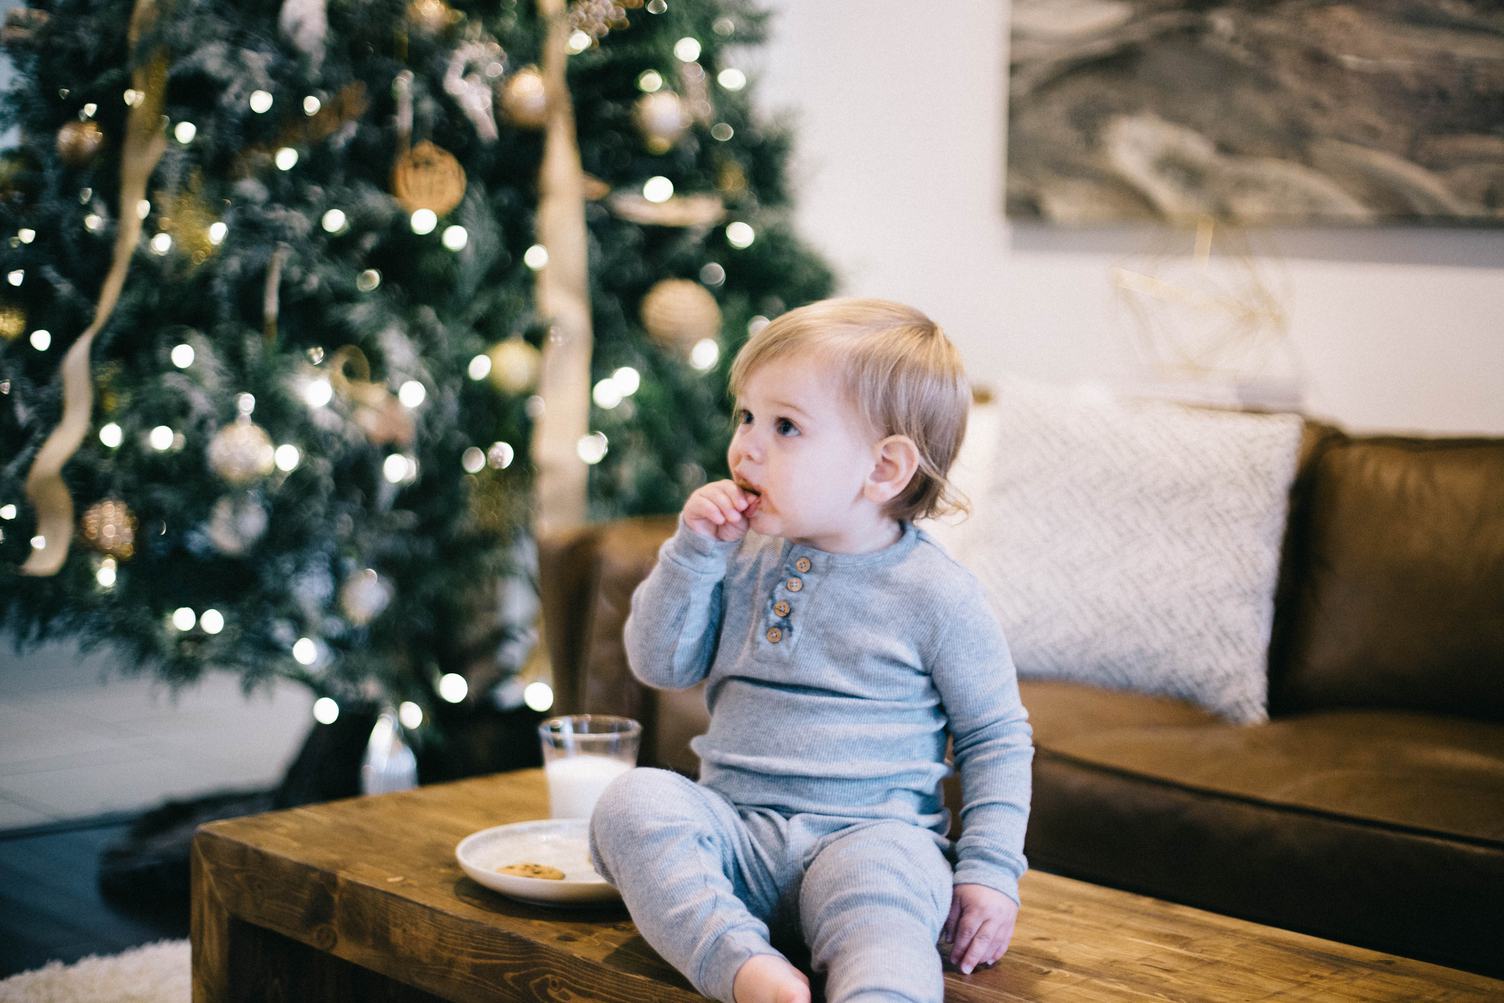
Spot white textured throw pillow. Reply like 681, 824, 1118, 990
966, 379, 1303, 724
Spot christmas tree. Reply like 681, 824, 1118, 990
0, 0, 832, 744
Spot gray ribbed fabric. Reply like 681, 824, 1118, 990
590, 518, 1033, 1001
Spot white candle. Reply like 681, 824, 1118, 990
545, 753, 633, 819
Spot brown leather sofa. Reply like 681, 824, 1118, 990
538, 422, 1504, 977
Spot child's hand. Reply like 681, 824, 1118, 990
683, 479, 756, 542
943, 883, 1019, 975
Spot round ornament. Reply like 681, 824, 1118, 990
208, 418, 276, 486
0, 303, 24, 341
406, 0, 457, 34
207, 494, 269, 556
486, 338, 541, 395
340, 568, 394, 626
56, 120, 105, 168
80, 499, 137, 560
633, 91, 688, 154
391, 140, 466, 216
640, 279, 722, 349
499, 67, 547, 130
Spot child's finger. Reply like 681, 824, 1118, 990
958, 921, 998, 975
947, 916, 980, 966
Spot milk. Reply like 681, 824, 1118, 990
545, 753, 633, 818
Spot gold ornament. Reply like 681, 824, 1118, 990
0, 303, 24, 341
207, 418, 276, 486
391, 140, 466, 217
640, 279, 722, 349
406, 0, 457, 34
486, 337, 541, 395
155, 173, 220, 267
633, 91, 688, 154
569, 0, 632, 46
56, 120, 105, 168
716, 159, 748, 197
328, 346, 417, 447
80, 498, 137, 560
499, 67, 547, 130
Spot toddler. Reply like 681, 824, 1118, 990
589, 298, 1033, 1003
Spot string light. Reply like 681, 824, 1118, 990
711, 123, 734, 142
467, 354, 492, 380
673, 37, 701, 61
293, 637, 318, 665
274, 148, 298, 171
171, 343, 195, 368
200, 609, 225, 634
577, 431, 609, 464
7, 270, 23, 286
274, 444, 301, 472
96, 557, 117, 589
173, 121, 197, 144
642, 176, 674, 203
321, 209, 347, 233
136, 200, 151, 219
438, 673, 468, 703
637, 70, 663, 93
99, 423, 123, 448
123, 88, 144, 107
172, 607, 196, 631
699, 262, 726, 286
29, 329, 50, 351
567, 30, 592, 53
717, 68, 747, 91
208, 221, 228, 245
441, 225, 468, 251
249, 90, 273, 113
398, 381, 426, 407
313, 697, 340, 724
612, 367, 642, 396
383, 454, 418, 484
487, 442, 515, 469
149, 425, 175, 451
399, 702, 423, 729
84, 214, 105, 232
593, 378, 624, 410
0, 504, 14, 520
150, 233, 172, 255
356, 269, 381, 291
31, 535, 46, 551
303, 95, 321, 115
726, 221, 755, 248
410, 209, 437, 235
461, 446, 485, 473
690, 338, 721, 371
523, 682, 554, 712
304, 376, 334, 408
17, 228, 34, 244
523, 244, 549, 269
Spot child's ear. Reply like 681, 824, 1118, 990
864, 435, 920, 506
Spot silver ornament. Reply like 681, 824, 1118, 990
207, 418, 276, 486
207, 494, 269, 555
340, 568, 394, 626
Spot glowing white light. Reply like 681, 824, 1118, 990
467, 354, 492, 380
593, 378, 624, 410
637, 70, 663, 93
173, 121, 197, 144
150, 232, 172, 255
487, 442, 515, 469
577, 431, 609, 465
711, 122, 734, 142
208, 221, 227, 245
438, 673, 468, 703
17, 228, 35, 244
642, 176, 674, 203
123, 88, 144, 107
313, 697, 340, 724
748, 315, 770, 336
149, 425, 175, 451
249, 90, 273, 113
293, 637, 318, 665
717, 68, 747, 91
357, 269, 381, 291
303, 95, 322, 116
690, 338, 721, 371
726, 221, 755, 249
612, 366, 642, 396
200, 608, 225, 634
383, 453, 417, 484
674, 37, 702, 62
274, 444, 301, 472
398, 380, 426, 408
523, 681, 555, 712
523, 244, 549, 269
699, 262, 725, 286
84, 214, 104, 232
99, 423, 123, 448
399, 701, 423, 730
461, 446, 485, 473
441, 225, 468, 251
321, 209, 346, 233
136, 200, 151, 220
82, 102, 98, 118
31, 535, 46, 550
6, 270, 23, 286
237, 392, 256, 415
567, 29, 591, 53
304, 376, 334, 408
274, 147, 299, 171
0, 504, 14, 519
172, 607, 196, 631
30, 329, 50, 351
171, 343, 195, 368
410, 208, 437, 235
96, 558, 117, 589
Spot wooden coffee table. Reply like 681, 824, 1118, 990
191, 769, 1500, 1001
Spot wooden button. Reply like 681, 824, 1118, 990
766, 626, 783, 643
794, 557, 812, 573
773, 600, 791, 617
786, 577, 803, 592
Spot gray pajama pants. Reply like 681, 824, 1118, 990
589, 768, 954, 1003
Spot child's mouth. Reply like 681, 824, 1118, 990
734, 478, 763, 515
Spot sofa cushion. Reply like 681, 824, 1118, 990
1273, 435, 1504, 722
968, 379, 1304, 723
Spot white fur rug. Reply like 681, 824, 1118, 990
0, 940, 188, 1002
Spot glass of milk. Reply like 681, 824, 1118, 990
537, 715, 641, 819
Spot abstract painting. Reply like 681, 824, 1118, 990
1005, 0, 1504, 225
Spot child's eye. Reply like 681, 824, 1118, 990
775, 417, 799, 437
733, 408, 752, 426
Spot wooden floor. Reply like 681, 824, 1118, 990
0, 814, 188, 978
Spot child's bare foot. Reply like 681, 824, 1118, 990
732, 954, 811, 1003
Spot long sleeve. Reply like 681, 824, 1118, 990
930, 585, 1034, 904
623, 518, 740, 691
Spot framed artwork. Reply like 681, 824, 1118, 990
1005, 0, 1504, 225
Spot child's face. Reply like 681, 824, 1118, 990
728, 353, 893, 552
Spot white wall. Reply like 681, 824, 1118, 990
751, 0, 1504, 436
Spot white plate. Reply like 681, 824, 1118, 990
456, 818, 621, 907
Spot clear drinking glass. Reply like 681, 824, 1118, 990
537, 714, 641, 818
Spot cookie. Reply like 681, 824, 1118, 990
498, 862, 566, 880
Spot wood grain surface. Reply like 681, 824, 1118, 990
191, 769, 1502, 1001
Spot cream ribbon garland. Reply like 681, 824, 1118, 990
529, 0, 593, 535
21, 0, 169, 576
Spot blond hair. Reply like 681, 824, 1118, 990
728, 297, 971, 522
